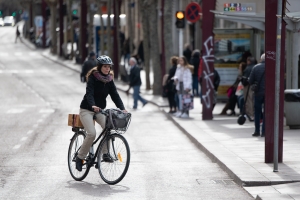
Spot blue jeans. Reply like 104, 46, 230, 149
192, 76, 199, 96
237, 95, 244, 114
254, 95, 265, 134
133, 85, 147, 108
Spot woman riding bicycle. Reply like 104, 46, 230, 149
76, 55, 127, 171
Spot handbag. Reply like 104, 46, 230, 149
235, 81, 243, 96
181, 93, 194, 111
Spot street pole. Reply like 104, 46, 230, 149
179, 29, 183, 57
42, 0, 47, 48
274, 0, 283, 172
59, 0, 64, 57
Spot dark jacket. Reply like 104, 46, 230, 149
249, 61, 265, 96
166, 64, 177, 91
81, 58, 97, 82
80, 74, 125, 111
243, 64, 255, 78
214, 69, 221, 91
129, 65, 142, 87
190, 52, 200, 77
183, 48, 192, 63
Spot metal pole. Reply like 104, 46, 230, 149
274, 0, 283, 172
179, 29, 183, 57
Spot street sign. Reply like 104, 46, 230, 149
21, 11, 29, 21
185, 2, 202, 23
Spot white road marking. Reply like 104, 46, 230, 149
6, 109, 25, 113
27, 130, 33, 135
29, 52, 37, 56
0, 70, 34, 74
15, 52, 23, 56
13, 144, 21, 149
0, 52, 8, 57
20, 137, 27, 141
37, 119, 44, 123
33, 124, 38, 128
39, 109, 55, 113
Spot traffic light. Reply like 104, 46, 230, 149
72, 9, 78, 15
12, 12, 16, 17
175, 11, 185, 28
0, 10, 2, 17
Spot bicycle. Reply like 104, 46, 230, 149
68, 109, 131, 185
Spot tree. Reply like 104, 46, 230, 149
106, 0, 112, 57
148, 0, 161, 95
139, 0, 151, 90
163, 0, 173, 72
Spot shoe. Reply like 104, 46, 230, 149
261, 133, 265, 137
252, 132, 260, 137
102, 153, 113, 163
174, 112, 182, 117
142, 102, 148, 107
180, 113, 189, 118
76, 157, 83, 171
227, 111, 236, 116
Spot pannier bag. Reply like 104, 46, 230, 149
106, 109, 131, 131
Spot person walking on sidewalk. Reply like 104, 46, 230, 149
126, 57, 148, 109
190, 49, 201, 96
15, 25, 21, 43
80, 52, 97, 83
76, 55, 127, 171
166, 56, 178, 113
173, 56, 192, 118
242, 57, 256, 121
249, 53, 266, 137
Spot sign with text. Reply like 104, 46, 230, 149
224, 3, 256, 12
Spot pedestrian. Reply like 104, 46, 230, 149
212, 68, 221, 111
80, 52, 97, 83
173, 56, 193, 118
190, 49, 201, 96
183, 43, 192, 63
126, 57, 148, 109
76, 55, 127, 171
235, 62, 247, 114
249, 53, 265, 137
166, 56, 178, 113
15, 25, 21, 43
241, 57, 256, 121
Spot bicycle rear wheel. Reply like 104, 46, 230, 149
97, 134, 130, 185
68, 132, 90, 181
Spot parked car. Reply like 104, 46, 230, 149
3, 16, 15, 26
0, 18, 4, 26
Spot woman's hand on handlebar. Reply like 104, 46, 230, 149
92, 106, 101, 113
122, 110, 128, 113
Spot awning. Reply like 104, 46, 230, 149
210, 10, 295, 31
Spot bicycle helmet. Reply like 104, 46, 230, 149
96, 55, 114, 65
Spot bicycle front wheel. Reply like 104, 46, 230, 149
97, 134, 130, 185
68, 132, 90, 181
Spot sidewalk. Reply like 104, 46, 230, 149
38, 48, 300, 200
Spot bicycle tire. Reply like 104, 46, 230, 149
68, 132, 90, 181
97, 134, 130, 185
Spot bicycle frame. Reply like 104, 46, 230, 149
71, 126, 113, 167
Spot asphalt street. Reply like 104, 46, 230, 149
0, 25, 253, 199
